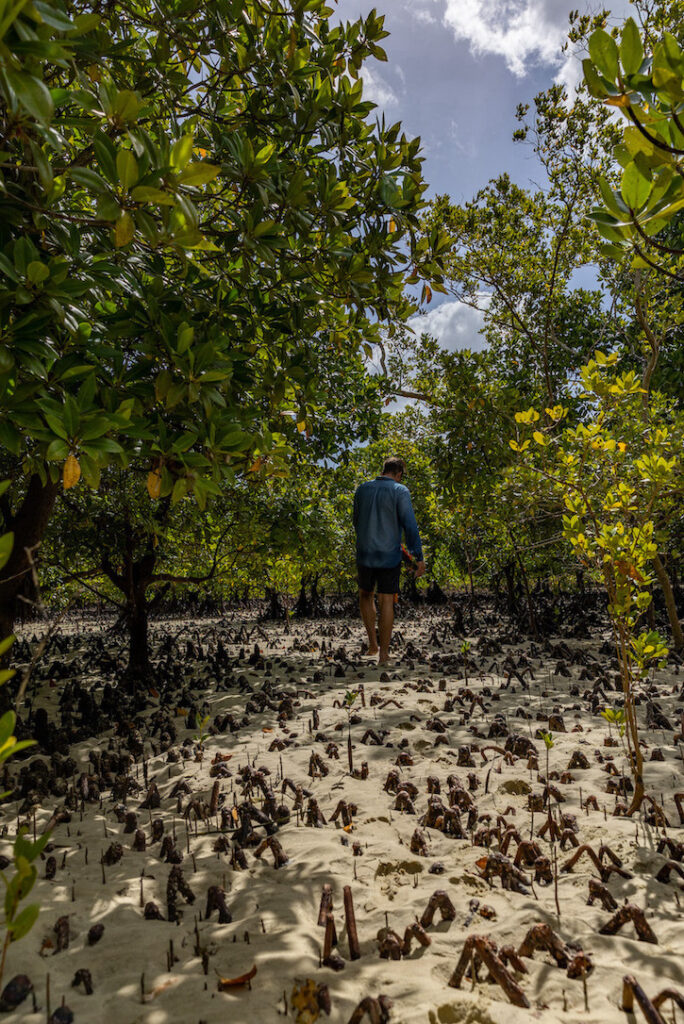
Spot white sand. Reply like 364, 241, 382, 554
3, 613, 683, 1023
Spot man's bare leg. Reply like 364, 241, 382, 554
378, 592, 395, 664
359, 590, 378, 655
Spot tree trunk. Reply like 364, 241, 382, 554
0, 474, 60, 638
652, 553, 684, 651
125, 589, 151, 687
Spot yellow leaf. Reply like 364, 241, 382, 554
115, 211, 134, 247
533, 431, 547, 446
296, 421, 306, 433
605, 93, 631, 108
146, 469, 162, 500
63, 455, 81, 490
389, 218, 396, 232
291, 979, 320, 1024
425, 284, 432, 303
509, 440, 519, 451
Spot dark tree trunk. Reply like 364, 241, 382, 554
503, 561, 516, 616
0, 474, 60, 640
102, 519, 157, 689
125, 590, 151, 686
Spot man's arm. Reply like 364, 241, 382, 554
397, 488, 425, 573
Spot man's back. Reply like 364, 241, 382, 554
353, 476, 422, 568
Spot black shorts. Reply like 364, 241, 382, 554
357, 563, 401, 595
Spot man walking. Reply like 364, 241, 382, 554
353, 457, 425, 664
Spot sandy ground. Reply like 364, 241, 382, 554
2, 611, 683, 1024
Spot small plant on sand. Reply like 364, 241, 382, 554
600, 706, 625, 741
193, 714, 211, 759
460, 640, 471, 686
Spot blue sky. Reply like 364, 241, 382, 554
332, 0, 630, 351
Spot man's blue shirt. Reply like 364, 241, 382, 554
353, 476, 423, 568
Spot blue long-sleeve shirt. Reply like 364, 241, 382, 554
353, 476, 423, 568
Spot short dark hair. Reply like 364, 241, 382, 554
382, 456, 405, 476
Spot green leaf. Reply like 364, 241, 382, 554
94, 131, 118, 183
70, 167, 108, 194
582, 59, 609, 99
112, 90, 139, 124
79, 417, 111, 441
26, 261, 49, 285
6, 70, 54, 123
171, 135, 193, 171
32, 1, 73, 30
9, 903, 39, 942
0, 0, 31, 40
589, 29, 619, 82
116, 150, 139, 189
0, 532, 13, 571
131, 185, 173, 205
0, 711, 15, 747
621, 160, 651, 210
46, 439, 69, 460
620, 18, 644, 76
177, 163, 220, 186
0, 636, 13, 659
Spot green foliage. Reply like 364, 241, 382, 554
600, 706, 626, 736
0, 0, 446, 512
193, 714, 211, 750
512, 351, 682, 809
583, 17, 684, 276
0, 827, 49, 986
540, 730, 554, 750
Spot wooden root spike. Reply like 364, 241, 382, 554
419, 889, 456, 929
587, 878, 618, 911
621, 976, 667, 1024
517, 923, 571, 968
655, 860, 684, 885
449, 935, 529, 1008
318, 884, 333, 927
347, 995, 393, 1024
599, 904, 658, 944
343, 886, 360, 961
652, 988, 684, 1013
674, 793, 684, 825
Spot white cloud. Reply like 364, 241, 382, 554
441, 0, 571, 77
407, 297, 488, 351
361, 65, 399, 107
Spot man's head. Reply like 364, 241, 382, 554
381, 456, 405, 481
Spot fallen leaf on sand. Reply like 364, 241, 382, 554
217, 964, 257, 991
291, 978, 320, 1023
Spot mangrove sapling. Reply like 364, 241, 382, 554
461, 640, 471, 687
512, 354, 679, 813
193, 714, 211, 762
